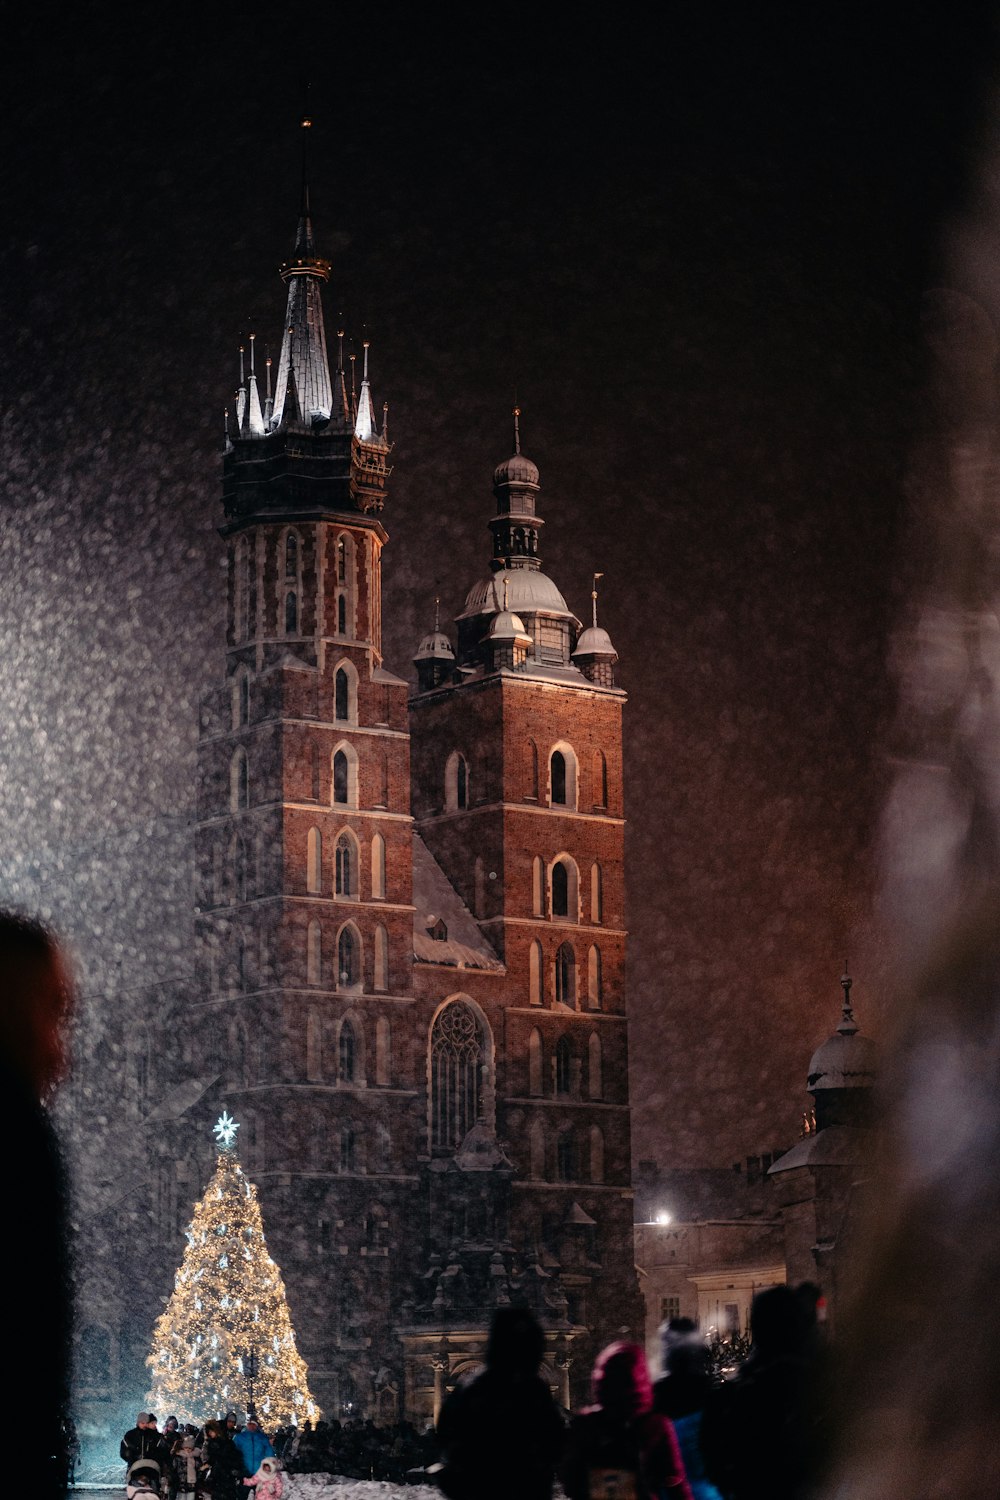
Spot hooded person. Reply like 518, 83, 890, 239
435, 1306, 566, 1500
561, 1341, 693, 1500
243, 1457, 282, 1500
234, 1418, 274, 1480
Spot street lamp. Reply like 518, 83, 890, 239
242, 1348, 259, 1419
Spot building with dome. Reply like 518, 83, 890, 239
66, 152, 641, 1435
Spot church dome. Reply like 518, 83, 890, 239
461, 567, 570, 618
806, 1029, 877, 1093
573, 625, 617, 659
493, 451, 540, 489
414, 629, 455, 662
488, 608, 531, 643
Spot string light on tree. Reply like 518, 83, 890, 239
146, 1115, 319, 1426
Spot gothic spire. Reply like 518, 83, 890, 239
354, 340, 378, 442
270, 116, 334, 428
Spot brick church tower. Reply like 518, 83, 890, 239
191, 141, 640, 1425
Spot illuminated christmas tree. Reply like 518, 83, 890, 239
146, 1113, 320, 1426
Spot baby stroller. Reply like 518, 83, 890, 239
126, 1458, 165, 1500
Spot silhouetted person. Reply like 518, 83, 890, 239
0, 911, 74, 1500
654, 1330, 721, 1500
701, 1284, 825, 1500
436, 1306, 565, 1500
561, 1340, 693, 1500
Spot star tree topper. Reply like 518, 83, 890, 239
214, 1111, 240, 1150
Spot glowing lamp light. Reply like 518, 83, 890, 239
655, 1210, 672, 1226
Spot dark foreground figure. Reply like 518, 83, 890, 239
700, 1285, 827, 1500
561, 1341, 694, 1500
0, 911, 74, 1500
436, 1306, 566, 1500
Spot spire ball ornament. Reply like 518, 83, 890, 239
214, 1112, 240, 1150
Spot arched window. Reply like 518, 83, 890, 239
551, 749, 567, 805
338, 594, 347, 634
430, 1000, 489, 1152
556, 942, 577, 1008
591, 863, 603, 923
556, 1129, 576, 1182
337, 924, 361, 988
307, 921, 322, 985
230, 834, 247, 903
337, 535, 347, 584
340, 1124, 357, 1173
529, 940, 544, 1006
374, 924, 389, 992
339, 1020, 357, 1083
590, 1125, 605, 1184
594, 749, 608, 808
335, 831, 358, 898
527, 739, 539, 799
234, 537, 250, 642
375, 1015, 391, 1086
335, 667, 350, 721
230, 748, 249, 812
550, 856, 578, 921
548, 744, 578, 808
285, 590, 298, 634
528, 1028, 543, 1096
588, 1032, 603, 1099
445, 751, 470, 813
530, 1120, 546, 1179
588, 945, 603, 1009
332, 743, 359, 807
532, 856, 544, 916
555, 1036, 572, 1094
371, 833, 386, 899
307, 827, 322, 894
306, 1009, 322, 1082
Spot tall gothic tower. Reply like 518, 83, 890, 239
190, 145, 640, 1425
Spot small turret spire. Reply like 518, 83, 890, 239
245, 332, 265, 436
513, 404, 521, 455
382, 401, 389, 441
837, 962, 858, 1036
434, 596, 441, 631
236, 343, 247, 430
592, 572, 604, 629
354, 339, 378, 442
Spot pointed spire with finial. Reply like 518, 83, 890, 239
263, 347, 274, 425
591, 572, 604, 629
838, 962, 858, 1036
330, 326, 350, 425
224, 406, 232, 453
271, 113, 333, 428
349, 349, 357, 422
354, 339, 378, 441
245, 332, 265, 437
513, 404, 522, 455
236, 343, 247, 431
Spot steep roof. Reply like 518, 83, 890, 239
411, 834, 503, 972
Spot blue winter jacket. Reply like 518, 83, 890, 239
233, 1428, 275, 1477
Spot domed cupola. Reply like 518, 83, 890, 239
488, 407, 544, 574
486, 581, 533, 671
806, 968, 877, 1130
413, 600, 456, 692
572, 574, 619, 687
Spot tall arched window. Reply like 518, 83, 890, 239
337, 924, 361, 988
594, 749, 608, 808
527, 739, 539, 799
555, 1036, 572, 1095
335, 667, 350, 721
285, 590, 298, 635
230, 748, 249, 812
337, 534, 347, 583
445, 751, 470, 812
556, 942, 577, 1008
335, 831, 358, 898
529, 940, 544, 1006
550, 856, 578, 921
588, 1032, 603, 1099
532, 856, 544, 916
375, 1016, 391, 1086
339, 1020, 357, 1083
371, 833, 386, 899
588, 946, 603, 1009
430, 1000, 489, 1152
332, 743, 358, 807
307, 827, 323, 894
548, 744, 578, 808
589, 1125, 605, 1184
285, 532, 299, 579
307, 921, 322, 985
557, 1129, 576, 1182
551, 749, 567, 805
340, 1124, 357, 1173
337, 593, 347, 634
528, 1028, 543, 1096
374, 924, 389, 992
530, 1120, 546, 1179
591, 863, 603, 923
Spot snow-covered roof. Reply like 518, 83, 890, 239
411, 834, 503, 972
768, 1124, 868, 1173
459, 567, 571, 619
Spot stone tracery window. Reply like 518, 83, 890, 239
430, 1001, 488, 1152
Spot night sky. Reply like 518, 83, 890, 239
2, 8, 996, 1168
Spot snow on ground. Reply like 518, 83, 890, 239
80, 1473, 440, 1500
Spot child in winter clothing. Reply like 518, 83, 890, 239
243, 1457, 283, 1500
